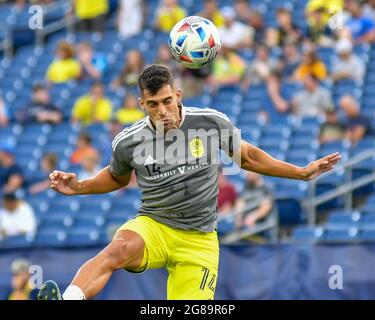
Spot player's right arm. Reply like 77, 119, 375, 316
49, 166, 132, 195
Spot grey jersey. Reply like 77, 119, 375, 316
109, 106, 240, 232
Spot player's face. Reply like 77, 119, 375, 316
140, 84, 182, 132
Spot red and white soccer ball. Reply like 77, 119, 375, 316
169, 16, 222, 69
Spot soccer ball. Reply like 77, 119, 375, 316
169, 16, 222, 69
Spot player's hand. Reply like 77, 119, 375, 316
49, 170, 80, 195
303, 152, 342, 181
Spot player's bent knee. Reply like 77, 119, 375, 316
102, 230, 145, 271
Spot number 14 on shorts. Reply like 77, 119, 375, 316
200, 267, 216, 294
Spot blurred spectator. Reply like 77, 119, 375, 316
242, 45, 278, 88
305, 6, 335, 46
70, 132, 99, 165
112, 50, 145, 89
155, 0, 186, 33
78, 154, 101, 180
0, 96, 9, 127
180, 67, 211, 98
77, 42, 108, 80
8, 259, 38, 300
46, 41, 81, 84
209, 47, 246, 91
247, 10, 267, 44
109, 119, 123, 139
331, 38, 365, 83
0, 143, 23, 194
364, 0, 375, 21
115, 94, 145, 126
0, 193, 36, 239
235, 172, 274, 229
320, 109, 345, 144
198, 0, 224, 27
267, 72, 290, 114
118, 0, 144, 39
72, 0, 108, 34
292, 74, 334, 117
340, 95, 372, 144
16, 84, 62, 124
306, 0, 344, 27
344, 0, 375, 44
234, 0, 252, 23
154, 43, 181, 79
72, 82, 112, 126
266, 8, 302, 47
219, 6, 253, 50
28, 153, 58, 195
294, 49, 327, 82
12, 0, 26, 12
278, 43, 301, 81
218, 171, 237, 216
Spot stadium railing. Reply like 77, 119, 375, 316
306, 148, 375, 226
35, 1, 76, 46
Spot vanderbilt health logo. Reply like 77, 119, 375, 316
190, 137, 205, 158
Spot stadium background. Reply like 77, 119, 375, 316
0, 0, 375, 299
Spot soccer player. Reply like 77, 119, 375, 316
38, 65, 340, 300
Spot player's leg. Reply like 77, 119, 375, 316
67, 229, 146, 299
166, 229, 220, 300
65, 215, 170, 300
38, 229, 146, 300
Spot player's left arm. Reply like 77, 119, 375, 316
239, 140, 341, 181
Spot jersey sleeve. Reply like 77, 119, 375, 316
109, 139, 133, 176
212, 111, 241, 156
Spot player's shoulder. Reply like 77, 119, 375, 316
184, 106, 230, 122
112, 118, 148, 151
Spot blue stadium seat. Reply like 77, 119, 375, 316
65, 227, 101, 247
366, 194, 375, 205
78, 195, 112, 211
360, 230, 375, 241
14, 143, 42, 160
47, 200, 80, 216
0, 235, 35, 249
217, 215, 235, 236
259, 137, 289, 151
34, 229, 67, 248
73, 215, 106, 228
292, 227, 324, 242
275, 192, 304, 225
361, 213, 375, 225
262, 125, 291, 138
326, 211, 362, 228
362, 203, 375, 215
105, 214, 130, 228
324, 228, 360, 242
38, 215, 74, 230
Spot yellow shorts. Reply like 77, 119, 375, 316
117, 215, 219, 300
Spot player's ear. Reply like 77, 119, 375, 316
138, 97, 145, 111
176, 88, 182, 103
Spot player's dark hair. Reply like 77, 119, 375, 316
138, 65, 174, 96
